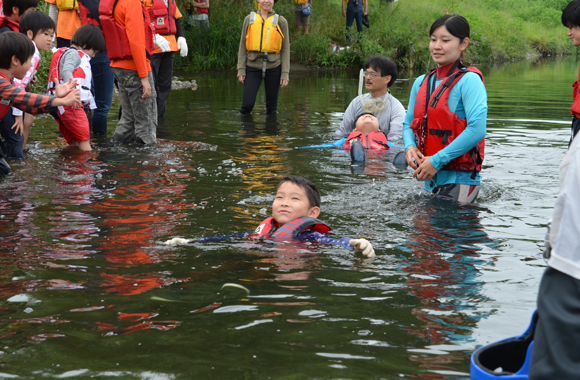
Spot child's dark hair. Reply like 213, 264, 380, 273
19, 11, 55, 38
0, 32, 35, 70
364, 55, 398, 87
71, 25, 106, 52
277, 176, 321, 208
562, 0, 580, 28
2, 0, 39, 17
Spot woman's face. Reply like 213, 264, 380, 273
429, 25, 469, 67
355, 114, 380, 134
257, 0, 274, 12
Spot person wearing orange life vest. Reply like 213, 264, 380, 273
237, 0, 289, 115
403, 14, 487, 204
46, 0, 82, 48
99, 0, 158, 145
164, 176, 376, 258
141, 0, 188, 119
342, 113, 390, 151
47, 25, 106, 151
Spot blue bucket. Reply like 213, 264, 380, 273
470, 311, 537, 380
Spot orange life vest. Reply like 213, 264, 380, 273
343, 130, 389, 150
252, 217, 330, 242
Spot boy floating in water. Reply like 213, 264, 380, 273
165, 176, 375, 258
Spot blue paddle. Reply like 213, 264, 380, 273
295, 138, 403, 150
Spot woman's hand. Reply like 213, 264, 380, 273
280, 79, 288, 88
238, 75, 245, 84
413, 156, 438, 181
405, 146, 424, 169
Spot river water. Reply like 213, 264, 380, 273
0, 57, 574, 379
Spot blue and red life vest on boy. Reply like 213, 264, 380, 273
252, 217, 331, 242
342, 130, 390, 150
147, 0, 177, 35
410, 60, 485, 176
98, 0, 155, 60
0, 15, 19, 32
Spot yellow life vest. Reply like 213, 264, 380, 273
56, 0, 79, 11
245, 12, 284, 54
294, 0, 307, 5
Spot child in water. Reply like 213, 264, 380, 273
165, 176, 376, 258
47, 24, 106, 151
342, 113, 390, 151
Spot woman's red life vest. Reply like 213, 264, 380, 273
253, 217, 331, 242
0, 15, 19, 32
99, 0, 155, 61
0, 72, 12, 120
342, 130, 390, 150
571, 66, 580, 118
410, 60, 485, 177
147, 0, 176, 35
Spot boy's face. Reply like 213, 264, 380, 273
30, 29, 54, 52
568, 25, 580, 47
12, 56, 32, 80
355, 114, 380, 134
12, 6, 36, 22
272, 182, 320, 226
82, 48, 97, 58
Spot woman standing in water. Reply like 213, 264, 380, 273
403, 14, 487, 203
237, 0, 290, 115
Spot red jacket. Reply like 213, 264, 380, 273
410, 61, 485, 173
0, 15, 19, 32
342, 130, 389, 150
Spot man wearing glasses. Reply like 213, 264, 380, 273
335, 55, 405, 142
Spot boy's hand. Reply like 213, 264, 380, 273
164, 237, 191, 245
11, 115, 24, 136
54, 78, 78, 98
350, 238, 375, 258
177, 37, 188, 57
63, 89, 82, 108
31, 76, 38, 84
141, 77, 151, 99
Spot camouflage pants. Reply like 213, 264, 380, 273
111, 68, 157, 145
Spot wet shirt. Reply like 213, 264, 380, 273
403, 71, 487, 190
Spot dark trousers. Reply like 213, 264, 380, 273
346, 6, 363, 42
56, 37, 70, 48
150, 52, 175, 119
90, 50, 114, 135
530, 267, 580, 380
0, 112, 24, 159
240, 65, 282, 115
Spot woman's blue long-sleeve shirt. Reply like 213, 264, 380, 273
402, 71, 488, 191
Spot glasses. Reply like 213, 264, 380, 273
364, 71, 381, 78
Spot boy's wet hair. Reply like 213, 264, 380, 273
19, 11, 56, 39
364, 55, 398, 87
277, 176, 321, 209
562, 0, 580, 28
71, 25, 106, 52
0, 32, 35, 70
353, 112, 375, 130
2, 0, 39, 17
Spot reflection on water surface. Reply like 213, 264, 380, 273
0, 58, 573, 379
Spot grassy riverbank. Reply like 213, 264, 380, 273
176, 0, 575, 72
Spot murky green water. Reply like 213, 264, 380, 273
0, 57, 574, 379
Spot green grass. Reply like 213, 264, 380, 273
175, 0, 577, 72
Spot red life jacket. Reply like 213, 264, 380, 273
193, 0, 208, 15
342, 130, 390, 150
47, 47, 95, 108
572, 65, 580, 118
410, 60, 485, 177
0, 72, 12, 120
0, 15, 19, 32
253, 217, 331, 242
98, 0, 155, 61
147, 0, 176, 35
78, 0, 102, 26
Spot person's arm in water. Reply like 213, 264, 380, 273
298, 232, 375, 257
